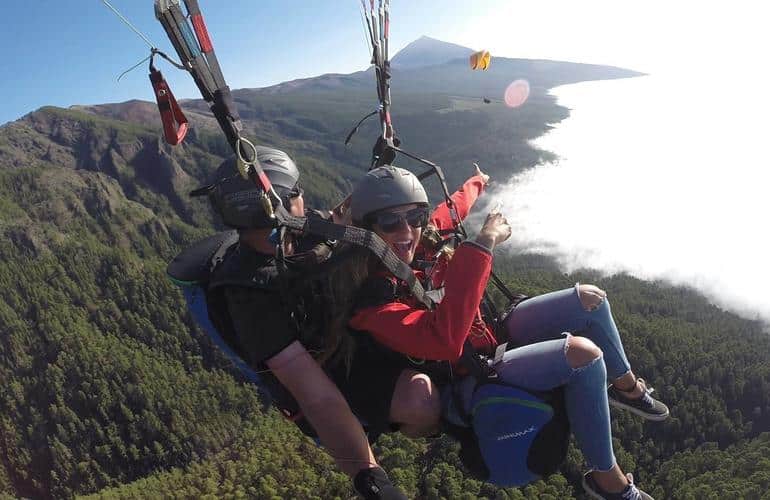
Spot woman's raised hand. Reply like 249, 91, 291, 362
473, 162, 490, 185
475, 207, 511, 250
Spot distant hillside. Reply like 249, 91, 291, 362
66, 37, 641, 204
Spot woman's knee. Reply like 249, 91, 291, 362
566, 336, 602, 369
577, 284, 607, 312
389, 370, 441, 427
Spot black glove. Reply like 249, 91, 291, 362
353, 466, 408, 500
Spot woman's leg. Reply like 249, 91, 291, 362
466, 336, 617, 471
504, 285, 669, 421
482, 335, 631, 492
503, 284, 632, 380
389, 369, 442, 437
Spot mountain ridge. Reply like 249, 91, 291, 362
46, 37, 642, 124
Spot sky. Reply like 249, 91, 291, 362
5, 0, 764, 125
1, 0, 488, 125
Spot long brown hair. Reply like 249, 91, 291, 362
316, 243, 376, 372
318, 217, 445, 370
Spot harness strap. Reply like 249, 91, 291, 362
149, 66, 189, 145
168, 1, 219, 97
275, 210, 434, 310
182, 0, 246, 152
459, 338, 496, 382
155, 1, 214, 101
183, 0, 228, 89
447, 338, 497, 428
274, 227, 302, 335
155, 0, 272, 194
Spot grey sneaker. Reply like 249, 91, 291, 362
608, 378, 669, 421
583, 472, 654, 500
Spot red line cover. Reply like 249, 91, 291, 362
191, 14, 213, 53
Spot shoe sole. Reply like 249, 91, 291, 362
608, 397, 670, 421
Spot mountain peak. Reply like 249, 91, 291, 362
391, 36, 474, 69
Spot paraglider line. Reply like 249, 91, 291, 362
358, 3, 373, 56
117, 53, 152, 82
116, 49, 185, 82
101, 0, 156, 50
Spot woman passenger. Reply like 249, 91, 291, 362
330, 165, 658, 500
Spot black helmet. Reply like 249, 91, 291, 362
350, 165, 429, 225
209, 147, 301, 229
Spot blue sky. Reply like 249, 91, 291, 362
3, 1, 765, 126
0, 0, 498, 125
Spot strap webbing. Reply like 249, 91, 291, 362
459, 339, 495, 382
275, 210, 434, 310
183, 0, 228, 89
149, 67, 189, 145
155, 0, 273, 193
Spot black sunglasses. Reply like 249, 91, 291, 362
372, 207, 430, 233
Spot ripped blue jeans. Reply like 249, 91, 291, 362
452, 286, 632, 471
453, 334, 616, 471
503, 285, 631, 380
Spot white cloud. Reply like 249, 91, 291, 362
479, 75, 770, 322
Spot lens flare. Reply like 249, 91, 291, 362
504, 79, 530, 108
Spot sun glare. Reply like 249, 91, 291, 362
504, 79, 530, 108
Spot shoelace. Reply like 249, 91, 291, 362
621, 486, 641, 500
621, 474, 642, 500
637, 379, 656, 408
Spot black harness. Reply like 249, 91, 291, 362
168, 231, 327, 432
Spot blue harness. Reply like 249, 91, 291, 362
454, 341, 570, 487
167, 231, 273, 405
469, 383, 562, 486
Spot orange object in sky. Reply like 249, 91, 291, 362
470, 50, 491, 70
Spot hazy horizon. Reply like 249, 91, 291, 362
478, 75, 770, 324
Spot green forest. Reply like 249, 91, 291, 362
1, 53, 769, 499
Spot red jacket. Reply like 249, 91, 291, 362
421, 174, 487, 287
349, 242, 493, 362
349, 175, 498, 363
430, 175, 487, 233
426, 174, 498, 355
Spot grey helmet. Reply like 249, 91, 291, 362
350, 165, 429, 225
209, 147, 300, 229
